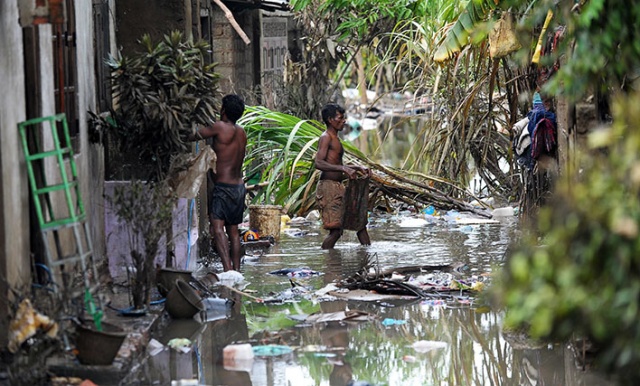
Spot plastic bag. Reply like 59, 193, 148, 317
168, 146, 217, 199
489, 12, 521, 59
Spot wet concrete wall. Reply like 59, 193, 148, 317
104, 182, 199, 283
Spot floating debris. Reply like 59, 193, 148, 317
253, 344, 293, 357
411, 340, 447, 353
269, 267, 323, 278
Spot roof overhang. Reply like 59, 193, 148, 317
221, 0, 290, 12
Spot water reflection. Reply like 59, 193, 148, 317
199, 289, 252, 386
127, 217, 613, 386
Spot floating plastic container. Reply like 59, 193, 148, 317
223, 343, 255, 372
491, 206, 515, 217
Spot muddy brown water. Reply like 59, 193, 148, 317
123, 213, 614, 386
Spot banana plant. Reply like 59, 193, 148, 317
433, 0, 501, 63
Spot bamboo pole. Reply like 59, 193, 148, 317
211, 0, 251, 45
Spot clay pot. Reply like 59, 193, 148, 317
75, 321, 127, 365
157, 268, 194, 297
165, 279, 204, 319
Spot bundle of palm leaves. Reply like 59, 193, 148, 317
240, 106, 489, 217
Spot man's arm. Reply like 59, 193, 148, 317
187, 123, 218, 141
346, 164, 372, 177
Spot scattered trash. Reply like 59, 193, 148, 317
443, 210, 461, 223
283, 228, 309, 237
381, 318, 407, 326
196, 271, 219, 289
399, 217, 429, 228
422, 205, 436, 215
8, 299, 58, 353
305, 210, 320, 221
223, 343, 254, 372
314, 283, 339, 296
491, 206, 515, 217
450, 279, 485, 292
216, 270, 247, 287
421, 299, 446, 307
329, 288, 419, 302
269, 267, 322, 277
147, 338, 165, 356
287, 216, 308, 225
402, 355, 417, 363
454, 217, 499, 225
242, 229, 259, 241
252, 344, 293, 357
411, 340, 447, 353
200, 297, 234, 322
312, 352, 337, 357
305, 310, 375, 323
457, 225, 474, 233
167, 338, 192, 353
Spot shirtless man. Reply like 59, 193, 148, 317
190, 94, 247, 271
315, 103, 371, 249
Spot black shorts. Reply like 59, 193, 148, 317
209, 182, 246, 225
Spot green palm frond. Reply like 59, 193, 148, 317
433, 0, 499, 63
240, 106, 325, 214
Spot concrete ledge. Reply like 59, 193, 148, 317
46, 294, 167, 386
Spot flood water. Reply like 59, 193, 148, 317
124, 213, 614, 386
122, 115, 615, 385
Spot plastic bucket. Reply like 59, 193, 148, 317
75, 322, 127, 365
165, 279, 204, 319
249, 205, 282, 241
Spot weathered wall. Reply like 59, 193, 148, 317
0, 0, 30, 348
104, 182, 198, 282
75, 1, 104, 265
115, 0, 186, 56
211, 6, 257, 96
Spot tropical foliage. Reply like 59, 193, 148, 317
540, 0, 640, 101
103, 30, 220, 181
493, 91, 640, 379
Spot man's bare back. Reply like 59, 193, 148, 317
188, 94, 247, 271
208, 120, 246, 185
